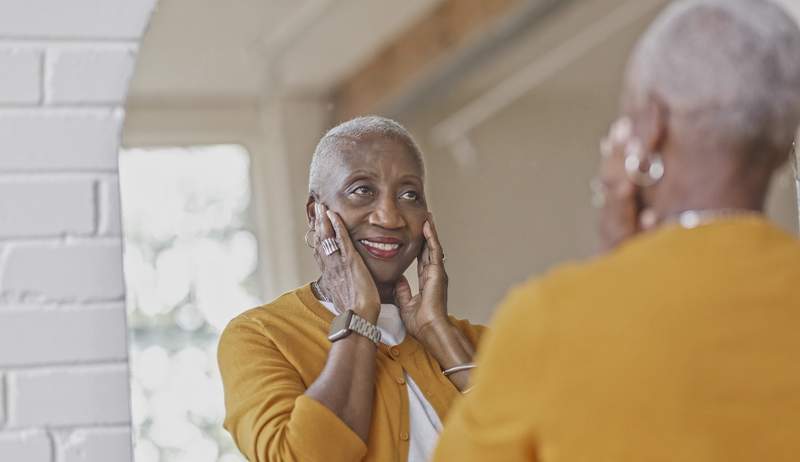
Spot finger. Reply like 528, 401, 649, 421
316, 203, 335, 240
394, 276, 413, 308
326, 210, 357, 257
423, 219, 445, 265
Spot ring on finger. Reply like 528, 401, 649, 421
321, 237, 340, 256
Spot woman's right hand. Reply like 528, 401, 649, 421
312, 202, 381, 323
597, 117, 656, 252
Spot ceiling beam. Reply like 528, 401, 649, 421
333, 0, 525, 121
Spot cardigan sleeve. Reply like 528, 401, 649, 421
218, 315, 367, 462
434, 285, 551, 462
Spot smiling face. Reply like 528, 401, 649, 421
307, 134, 428, 286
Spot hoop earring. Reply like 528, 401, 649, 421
304, 228, 315, 249
624, 141, 664, 187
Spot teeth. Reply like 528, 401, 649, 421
361, 240, 400, 251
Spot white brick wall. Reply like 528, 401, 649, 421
0, 431, 52, 462
46, 47, 138, 105
8, 365, 131, 427
0, 177, 95, 238
56, 427, 133, 462
0, 49, 42, 104
1, 242, 126, 301
0, 109, 124, 171
0, 1, 157, 460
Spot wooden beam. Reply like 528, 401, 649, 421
333, 0, 522, 121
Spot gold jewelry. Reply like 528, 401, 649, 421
443, 363, 476, 376
670, 209, 761, 229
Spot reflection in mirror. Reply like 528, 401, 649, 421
120, 0, 800, 461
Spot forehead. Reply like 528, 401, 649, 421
330, 135, 423, 177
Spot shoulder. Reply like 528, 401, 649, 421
219, 286, 321, 347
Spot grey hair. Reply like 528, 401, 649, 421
627, 0, 800, 155
308, 115, 425, 195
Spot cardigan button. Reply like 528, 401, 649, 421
396, 376, 406, 385
400, 432, 409, 441
390, 347, 400, 357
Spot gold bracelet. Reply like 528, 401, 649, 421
442, 363, 476, 376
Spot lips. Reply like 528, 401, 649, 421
358, 237, 403, 259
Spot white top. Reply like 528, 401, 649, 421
320, 301, 443, 462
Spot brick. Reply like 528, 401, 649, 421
99, 179, 122, 236
0, 49, 42, 104
0, 242, 125, 302
0, 305, 128, 367
47, 48, 137, 104
9, 365, 131, 427
56, 427, 132, 462
0, 178, 95, 238
0, 0, 157, 40
0, 110, 123, 172
0, 431, 51, 462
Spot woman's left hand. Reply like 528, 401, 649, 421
394, 213, 449, 339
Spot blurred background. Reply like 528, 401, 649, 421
119, 1, 800, 461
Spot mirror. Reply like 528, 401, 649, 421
120, 0, 800, 461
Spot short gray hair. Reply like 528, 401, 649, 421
627, 0, 800, 155
308, 115, 425, 195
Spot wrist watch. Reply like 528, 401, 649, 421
328, 310, 382, 345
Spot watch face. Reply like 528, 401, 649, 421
328, 310, 353, 342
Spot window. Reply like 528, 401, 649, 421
120, 145, 259, 462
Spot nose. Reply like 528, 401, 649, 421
368, 196, 406, 229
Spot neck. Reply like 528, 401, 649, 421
314, 279, 397, 306
377, 283, 396, 305
649, 157, 772, 224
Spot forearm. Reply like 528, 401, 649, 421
305, 333, 377, 442
418, 320, 474, 391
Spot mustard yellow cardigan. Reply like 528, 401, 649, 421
218, 283, 485, 462
435, 217, 800, 461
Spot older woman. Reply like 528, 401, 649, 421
218, 116, 484, 462
435, 0, 800, 461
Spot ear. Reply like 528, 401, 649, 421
305, 195, 316, 228
635, 92, 670, 158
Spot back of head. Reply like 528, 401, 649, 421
627, 0, 800, 158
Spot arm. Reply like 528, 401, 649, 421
305, 326, 377, 441
218, 316, 369, 462
395, 214, 478, 391
305, 204, 382, 442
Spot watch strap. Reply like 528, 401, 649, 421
347, 312, 382, 345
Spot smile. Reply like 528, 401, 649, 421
359, 239, 403, 259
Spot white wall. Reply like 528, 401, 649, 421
0, 1, 157, 460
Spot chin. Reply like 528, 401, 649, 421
365, 261, 410, 286
360, 253, 414, 287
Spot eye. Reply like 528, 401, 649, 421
400, 190, 418, 201
351, 185, 373, 196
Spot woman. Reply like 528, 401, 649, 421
219, 116, 485, 462
433, 1, 800, 461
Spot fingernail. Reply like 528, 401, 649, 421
326, 210, 335, 222
314, 203, 321, 217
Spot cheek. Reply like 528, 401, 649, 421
406, 213, 427, 253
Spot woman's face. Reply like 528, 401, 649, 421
308, 135, 428, 285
